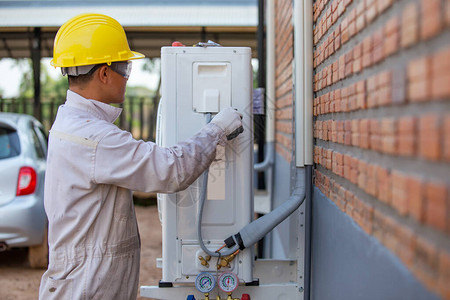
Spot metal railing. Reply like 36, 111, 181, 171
0, 96, 159, 141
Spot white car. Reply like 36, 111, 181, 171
0, 112, 48, 268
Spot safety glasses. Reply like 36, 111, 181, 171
109, 61, 133, 79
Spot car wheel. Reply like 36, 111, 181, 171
28, 225, 48, 268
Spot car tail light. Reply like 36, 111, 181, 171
16, 166, 37, 196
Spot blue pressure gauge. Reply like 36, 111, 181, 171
195, 272, 216, 293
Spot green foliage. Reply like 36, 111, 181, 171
14, 58, 68, 101
125, 85, 154, 98
141, 57, 160, 74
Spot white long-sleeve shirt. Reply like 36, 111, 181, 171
39, 90, 225, 299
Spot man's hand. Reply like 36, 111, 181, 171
211, 107, 244, 141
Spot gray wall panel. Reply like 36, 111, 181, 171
311, 187, 439, 300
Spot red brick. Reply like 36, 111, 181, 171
384, 17, 399, 57
335, 89, 341, 107
348, 11, 356, 38
344, 120, 352, 144
327, 149, 333, 170
373, 28, 385, 64
332, 0, 338, 12
360, 201, 374, 235
366, 0, 378, 24
338, 120, 345, 144
345, 51, 354, 77
344, 154, 352, 181
338, 0, 345, 16
344, 0, 353, 9
414, 236, 439, 292
397, 116, 416, 156
352, 196, 362, 225
356, 82, 367, 110
339, 55, 346, 80
372, 209, 385, 241
367, 73, 378, 90
332, 9, 339, 24
377, 166, 391, 204
378, 70, 392, 87
353, 43, 362, 73
381, 118, 397, 155
447, 0, 450, 26
431, 48, 450, 99
327, 71, 332, 87
335, 151, 343, 166
377, 0, 393, 13
370, 119, 381, 152
314, 146, 320, 164
331, 120, 337, 142
401, 3, 419, 48
408, 80, 429, 103
425, 181, 448, 232
382, 214, 399, 253
367, 75, 379, 108
366, 163, 377, 197
421, 0, 443, 40
407, 56, 431, 102
327, 15, 333, 33
408, 176, 425, 222
444, 114, 450, 162
351, 119, 360, 146
438, 251, 450, 300
356, 13, 365, 33
396, 225, 415, 269
338, 185, 347, 211
350, 157, 359, 184
356, 80, 365, 93
362, 35, 373, 68
345, 191, 355, 216
378, 71, 393, 106
360, 119, 370, 149
378, 86, 392, 107
408, 56, 430, 81
341, 17, 349, 44
356, 0, 365, 15
335, 30, 341, 51
419, 114, 441, 161
358, 160, 367, 190
332, 151, 338, 174
391, 171, 408, 216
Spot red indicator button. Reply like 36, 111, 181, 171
172, 41, 185, 47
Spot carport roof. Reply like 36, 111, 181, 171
0, 0, 258, 58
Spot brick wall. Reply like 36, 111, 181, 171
274, 0, 295, 163
312, 0, 450, 298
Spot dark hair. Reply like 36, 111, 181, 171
68, 64, 104, 87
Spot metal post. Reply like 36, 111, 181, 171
256, 0, 267, 259
31, 27, 42, 121
139, 97, 144, 140
304, 165, 313, 300
256, 0, 266, 191
129, 97, 134, 134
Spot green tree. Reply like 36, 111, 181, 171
16, 58, 68, 101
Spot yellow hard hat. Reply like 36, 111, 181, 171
51, 13, 145, 67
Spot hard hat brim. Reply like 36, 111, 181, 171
50, 50, 146, 68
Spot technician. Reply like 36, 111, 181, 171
39, 13, 243, 300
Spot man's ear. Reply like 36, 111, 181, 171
97, 65, 109, 84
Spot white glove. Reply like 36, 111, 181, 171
210, 107, 244, 140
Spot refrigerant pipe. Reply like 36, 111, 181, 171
198, 164, 306, 256
223, 168, 305, 251
197, 113, 240, 258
